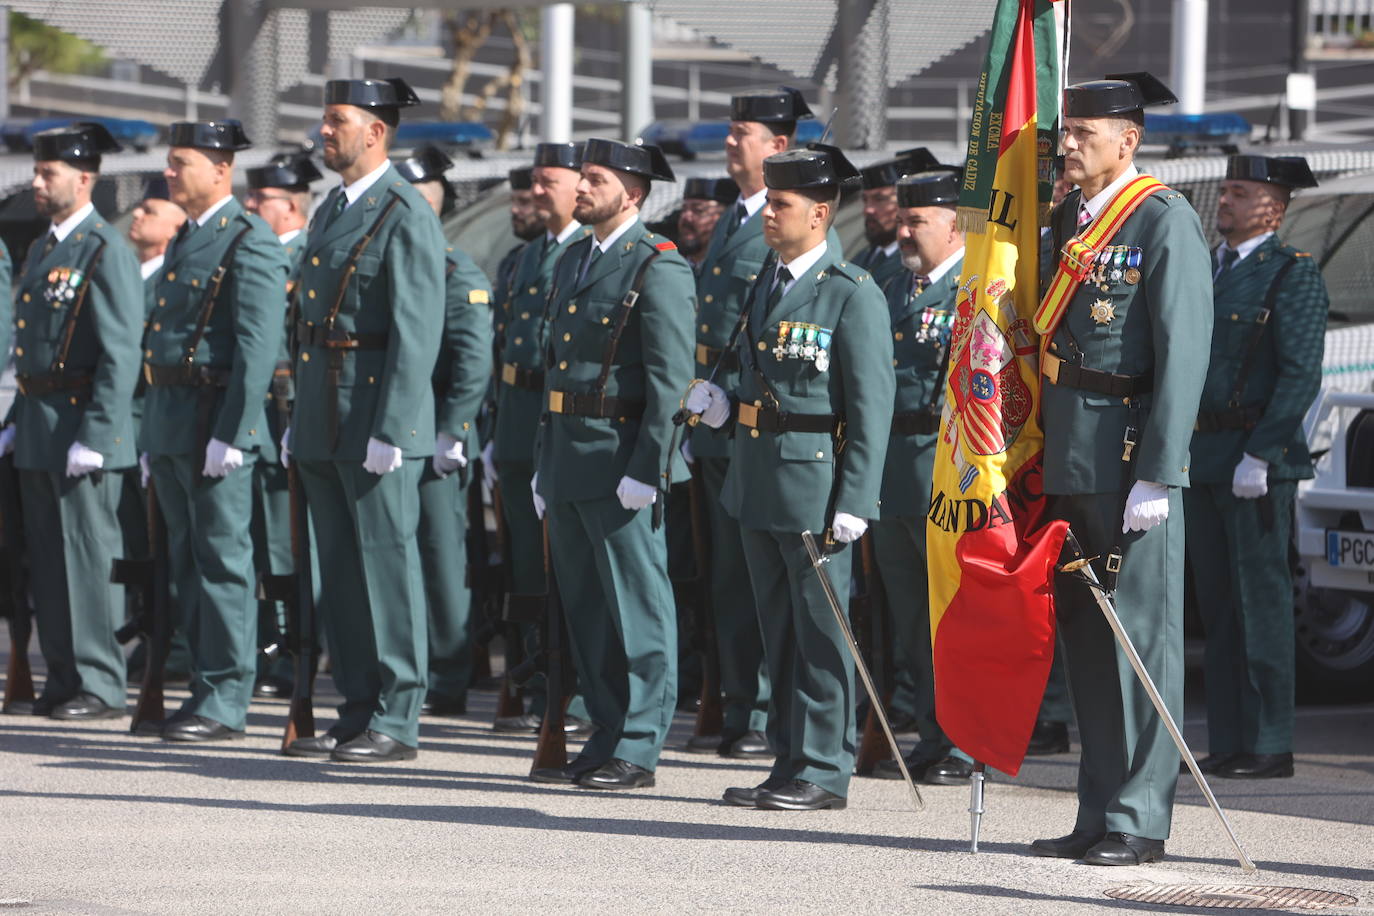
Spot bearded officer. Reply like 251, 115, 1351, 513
493, 166, 544, 310
851, 148, 940, 292
282, 78, 445, 763
1032, 73, 1211, 865
1187, 155, 1327, 782
4, 123, 141, 720
690, 143, 895, 810
676, 177, 737, 270
142, 120, 288, 741
530, 138, 694, 790
396, 144, 494, 717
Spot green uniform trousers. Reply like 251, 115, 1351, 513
251, 459, 294, 681
1053, 490, 1184, 841
1039, 639, 1074, 724
22, 469, 126, 709
699, 456, 769, 736
1184, 480, 1297, 755
547, 494, 677, 772
739, 528, 857, 798
418, 463, 473, 704
148, 454, 257, 730
299, 458, 426, 746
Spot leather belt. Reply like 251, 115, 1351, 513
16, 372, 93, 397
546, 390, 645, 419
892, 411, 940, 435
295, 321, 389, 350
736, 402, 838, 434
501, 363, 545, 391
1042, 352, 1152, 399
695, 343, 739, 372
143, 364, 231, 387
1195, 405, 1264, 432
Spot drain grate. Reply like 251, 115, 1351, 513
1105, 884, 1358, 910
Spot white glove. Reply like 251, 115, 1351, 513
432, 432, 467, 477
686, 381, 730, 429
280, 427, 291, 469
616, 476, 658, 511
831, 511, 868, 543
139, 452, 150, 489
66, 440, 104, 478
0, 425, 14, 456
1122, 480, 1170, 534
1232, 452, 1269, 500
680, 438, 694, 465
481, 440, 498, 491
530, 471, 546, 520
363, 437, 404, 475
203, 438, 244, 478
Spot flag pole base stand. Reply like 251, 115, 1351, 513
968, 762, 987, 853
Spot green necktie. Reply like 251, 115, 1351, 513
766, 265, 792, 312
1214, 246, 1239, 280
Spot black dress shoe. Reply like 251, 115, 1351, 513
420, 692, 467, 717
284, 732, 358, 758
723, 777, 787, 807
529, 755, 602, 784
1217, 752, 1294, 780
757, 779, 846, 811
577, 758, 655, 790
925, 755, 974, 785
1026, 719, 1071, 756
1083, 832, 1166, 866
330, 730, 417, 762
683, 733, 721, 754
1182, 752, 1235, 775
1029, 829, 1105, 859
50, 693, 124, 721
872, 755, 937, 782
253, 676, 292, 699
720, 730, 771, 759
564, 716, 594, 736
2, 699, 35, 716
162, 715, 243, 742
493, 713, 541, 733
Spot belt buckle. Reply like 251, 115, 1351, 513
548, 390, 565, 414
1042, 352, 1062, 385
738, 403, 759, 428
695, 343, 711, 365
501, 364, 517, 386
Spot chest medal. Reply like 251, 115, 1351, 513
1090, 298, 1116, 325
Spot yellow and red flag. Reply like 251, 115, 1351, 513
927, 0, 1069, 776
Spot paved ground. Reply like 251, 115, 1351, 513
1, 647, 1371, 915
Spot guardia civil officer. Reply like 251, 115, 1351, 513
3, 123, 141, 719
142, 120, 288, 741
397, 144, 494, 717
850, 148, 941, 292
676, 177, 737, 270
492, 167, 544, 310
1032, 73, 1211, 865
1186, 155, 1327, 781
487, 142, 593, 733
865, 168, 976, 786
684, 87, 822, 759
282, 78, 445, 763
689, 143, 895, 810
529, 138, 694, 790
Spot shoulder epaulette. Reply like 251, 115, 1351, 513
642, 232, 677, 252
827, 260, 868, 284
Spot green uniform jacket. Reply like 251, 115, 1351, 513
535, 219, 695, 500
130, 268, 161, 438
1190, 235, 1327, 484
492, 241, 525, 320
493, 225, 592, 463
290, 168, 446, 462
851, 243, 905, 293
12, 210, 142, 471
437, 244, 494, 458
140, 199, 287, 456
879, 261, 960, 519
721, 246, 895, 532
1042, 187, 1213, 494
0, 241, 11, 362
259, 232, 306, 467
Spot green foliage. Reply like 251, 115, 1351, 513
9, 11, 107, 89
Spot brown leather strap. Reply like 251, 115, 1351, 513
295, 321, 388, 350
180, 227, 253, 370
16, 372, 93, 397
735, 402, 838, 434
1042, 352, 1152, 399
51, 239, 107, 373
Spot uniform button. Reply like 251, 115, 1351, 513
514, 337, 523, 345
750, 429, 760, 438
700, 323, 709, 333
521, 311, 530, 319
748, 274, 757, 282
115, 437, 121, 444
704, 295, 714, 304
301, 352, 311, 362
158, 298, 166, 307
815, 451, 824, 458
528, 286, 538, 295
567, 304, 577, 314
15, 319, 23, 329
601, 317, 610, 325
558, 360, 568, 370
463, 422, 471, 430
713, 266, 721, 275
754, 400, 762, 408
22, 293, 30, 302
893, 359, 898, 367
145, 349, 152, 358
757, 341, 766, 351
153, 322, 162, 332
249, 428, 256, 436
13, 346, 21, 357
190, 278, 199, 287
411, 430, 417, 436
368, 376, 376, 384
69, 396, 77, 405
562, 332, 571, 342
311, 256, 320, 266
166, 272, 175, 281
308, 289, 316, 299
895, 332, 904, 340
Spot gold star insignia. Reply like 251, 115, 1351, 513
1090, 298, 1116, 325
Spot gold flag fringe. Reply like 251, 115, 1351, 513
956, 206, 989, 235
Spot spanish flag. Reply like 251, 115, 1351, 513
926, 0, 1068, 776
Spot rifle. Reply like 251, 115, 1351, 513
0, 453, 35, 714
489, 480, 526, 722
114, 480, 173, 735
529, 520, 572, 776
465, 462, 502, 685
685, 462, 722, 742
852, 532, 894, 775
261, 462, 317, 752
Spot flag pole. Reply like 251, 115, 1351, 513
1060, 530, 1257, 874
968, 763, 987, 852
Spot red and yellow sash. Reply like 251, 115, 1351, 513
1033, 175, 1166, 338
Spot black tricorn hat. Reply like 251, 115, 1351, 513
396, 144, 454, 186
682, 176, 740, 205
730, 86, 814, 124
859, 147, 942, 190
32, 122, 122, 163
142, 176, 172, 201
246, 152, 324, 191
532, 141, 583, 171
324, 77, 421, 110
508, 166, 533, 190
1063, 71, 1178, 118
896, 168, 964, 208
1226, 154, 1318, 189
583, 138, 675, 182
763, 143, 860, 191
169, 120, 252, 151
